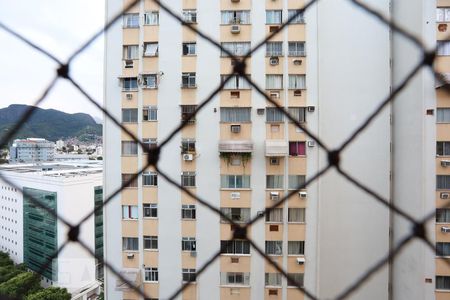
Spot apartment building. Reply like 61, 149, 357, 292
9, 138, 55, 163
104, 0, 435, 299
0, 161, 103, 297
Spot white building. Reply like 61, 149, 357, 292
9, 138, 55, 163
0, 161, 103, 296
56, 140, 65, 150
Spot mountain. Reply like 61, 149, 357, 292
0, 105, 102, 144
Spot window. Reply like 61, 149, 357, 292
122, 141, 138, 156
437, 108, 450, 122
438, 175, 450, 190
436, 276, 450, 290
289, 141, 306, 156
221, 175, 251, 189
181, 105, 197, 124
266, 208, 283, 223
221, 10, 251, 24
144, 11, 159, 25
437, 41, 450, 56
266, 75, 283, 89
143, 138, 157, 153
144, 42, 159, 56
288, 10, 305, 23
123, 45, 139, 60
181, 172, 196, 187
220, 240, 250, 254
265, 273, 282, 286
288, 241, 305, 255
143, 172, 158, 186
122, 174, 138, 188
122, 108, 138, 123
123, 13, 139, 28
182, 269, 196, 282
220, 208, 251, 223
288, 42, 306, 56
144, 267, 158, 282
181, 204, 196, 219
266, 10, 282, 24
144, 236, 158, 250
221, 42, 251, 57
437, 8, 450, 22
143, 106, 157, 121
287, 273, 304, 287
222, 75, 251, 89
436, 242, 450, 256
122, 237, 138, 251
265, 241, 282, 255
220, 272, 250, 285
289, 175, 306, 190
181, 139, 196, 153
438, 142, 450, 156
266, 42, 283, 56
183, 10, 197, 23
182, 73, 196, 88
288, 208, 305, 223
220, 108, 251, 122
122, 78, 138, 91
266, 175, 284, 189
122, 205, 138, 219
143, 204, 157, 218
288, 107, 306, 123
182, 42, 196, 55
142, 74, 158, 88
289, 75, 306, 89
181, 237, 196, 251
266, 108, 284, 123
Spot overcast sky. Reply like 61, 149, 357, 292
0, 1, 105, 120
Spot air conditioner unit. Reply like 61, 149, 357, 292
183, 154, 194, 161
231, 125, 241, 133
441, 160, 450, 167
124, 60, 133, 68
270, 157, 279, 165
293, 59, 303, 65
257, 108, 265, 115
257, 211, 265, 217
442, 226, 450, 233
231, 0, 240, 2
296, 257, 305, 264
269, 57, 279, 65
230, 25, 241, 34
299, 191, 307, 198
230, 257, 239, 263
270, 91, 280, 99
231, 192, 241, 200
190, 251, 197, 257
307, 141, 315, 147
294, 89, 302, 96
307, 106, 315, 112
126, 93, 133, 100
441, 192, 450, 199
126, 253, 134, 259
270, 191, 280, 201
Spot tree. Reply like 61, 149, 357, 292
26, 287, 71, 300
0, 272, 40, 299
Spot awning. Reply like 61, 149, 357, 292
265, 140, 288, 156
219, 140, 253, 153
115, 268, 141, 291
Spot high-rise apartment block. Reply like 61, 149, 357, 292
104, 1, 436, 299
9, 138, 55, 163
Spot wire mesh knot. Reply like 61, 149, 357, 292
68, 225, 80, 242
232, 225, 247, 240
147, 147, 161, 166
328, 150, 341, 167
423, 51, 436, 67
57, 64, 70, 79
412, 222, 426, 240
232, 59, 246, 76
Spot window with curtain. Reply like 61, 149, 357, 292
222, 75, 252, 89
182, 269, 196, 282
144, 268, 158, 282
288, 241, 305, 255
266, 75, 283, 89
437, 276, 450, 290
181, 105, 197, 123
181, 139, 196, 153
288, 42, 306, 56
181, 172, 196, 187
220, 272, 250, 285
221, 42, 251, 57
122, 205, 138, 219
220, 175, 251, 189
123, 13, 139, 28
123, 45, 139, 59
266, 175, 284, 189
144, 42, 158, 56
220, 108, 251, 122
266, 10, 282, 24
288, 208, 306, 223
289, 141, 306, 156
122, 78, 138, 91
144, 11, 159, 25
183, 10, 197, 23
288, 107, 306, 123
182, 204, 196, 219
122, 173, 138, 188
436, 242, 450, 256
122, 237, 138, 250
182, 42, 196, 55
122, 108, 138, 122
287, 273, 304, 287
182, 73, 196, 88
265, 273, 282, 286
266, 107, 285, 123
437, 8, 450, 22
265, 208, 283, 222
144, 236, 158, 250
265, 241, 283, 255
289, 75, 306, 89
437, 208, 450, 223
437, 41, 450, 56
288, 10, 305, 23
181, 237, 196, 251
121, 141, 138, 155
220, 208, 251, 223
142, 74, 158, 88
438, 142, 450, 156
266, 42, 283, 56
437, 175, 450, 189
289, 175, 306, 190
143, 203, 157, 218
143, 106, 157, 121
220, 240, 251, 254
143, 172, 158, 186
221, 10, 251, 24
437, 108, 450, 122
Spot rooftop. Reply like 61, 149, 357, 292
0, 160, 103, 178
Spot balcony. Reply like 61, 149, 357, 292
219, 140, 253, 153
265, 140, 288, 156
